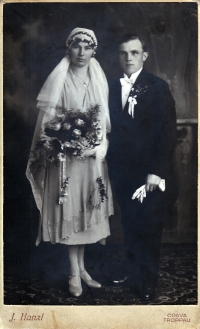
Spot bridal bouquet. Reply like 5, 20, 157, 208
30, 105, 102, 172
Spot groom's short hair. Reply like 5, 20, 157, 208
118, 34, 147, 52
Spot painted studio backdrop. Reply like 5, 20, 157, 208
4, 2, 197, 303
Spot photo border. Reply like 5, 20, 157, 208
1, 1, 199, 328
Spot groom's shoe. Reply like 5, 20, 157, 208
113, 275, 128, 284
135, 285, 155, 302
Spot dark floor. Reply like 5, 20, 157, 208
4, 243, 197, 305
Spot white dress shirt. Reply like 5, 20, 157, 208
121, 67, 143, 109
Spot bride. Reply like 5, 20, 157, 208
26, 28, 113, 297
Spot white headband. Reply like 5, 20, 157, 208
66, 27, 98, 51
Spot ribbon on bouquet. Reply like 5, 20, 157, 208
58, 153, 69, 204
132, 179, 165, 203
128, 95, 137, 118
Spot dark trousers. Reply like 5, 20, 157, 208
114, 177, 165, 289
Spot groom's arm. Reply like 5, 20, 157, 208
147, 80, 177, 185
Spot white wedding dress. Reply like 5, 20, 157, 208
38, 68, 113, 245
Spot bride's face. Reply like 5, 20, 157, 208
70, 41, 94, 67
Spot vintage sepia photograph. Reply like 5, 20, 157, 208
2, 1, 199, 327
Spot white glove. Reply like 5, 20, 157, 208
132, 180, 165, 203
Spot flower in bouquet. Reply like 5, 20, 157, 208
47, 122, 62, 131
70, 140, 78, 149
29, 104, 102, 172
63, 123, 71, 130
57, 153, 65, 162
91, 121, 99, 128
63, 141, 72, 148
43, 140, 53, 150
78, 137, 91, 148
72, 150, 78, 156
75, 118, 85, 126
72, 129, 82, 137
57, 114, 65, 119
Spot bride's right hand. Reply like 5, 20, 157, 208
81, 148, 96, 158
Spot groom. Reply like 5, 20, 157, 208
108, 34, 177, 301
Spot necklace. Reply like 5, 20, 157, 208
72, 69, 89, 87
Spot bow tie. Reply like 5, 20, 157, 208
120, 77, 135, 86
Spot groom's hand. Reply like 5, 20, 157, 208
146, 174, 161, 192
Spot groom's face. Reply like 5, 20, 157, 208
119, 39, 148, 77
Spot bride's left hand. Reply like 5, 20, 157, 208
95, 139, 109, 162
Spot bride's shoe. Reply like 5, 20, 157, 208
80, 269, 101, 288
69, 275, 82, 297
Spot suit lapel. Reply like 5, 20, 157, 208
133, 68, 147, 86
110, 78, 123, 112
116, 78, 123, 108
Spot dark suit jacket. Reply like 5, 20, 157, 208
108, 69, 177, 184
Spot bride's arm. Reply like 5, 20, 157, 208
95, 136, 109, 161
81, 135, 109, 161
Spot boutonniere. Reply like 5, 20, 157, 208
127, 84, 149, 118
128, 94, 137, 118
134, 84, 149, 96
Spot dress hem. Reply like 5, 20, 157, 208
37, 233, 110, 245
